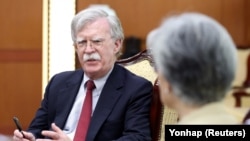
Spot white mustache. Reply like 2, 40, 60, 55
83, 53, 101, 61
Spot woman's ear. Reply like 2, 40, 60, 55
158, 72, 172, 94
158, 72, 177, 108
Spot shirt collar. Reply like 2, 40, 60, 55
83, 65, 114, 91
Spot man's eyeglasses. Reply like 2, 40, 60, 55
76, 38, 106, 48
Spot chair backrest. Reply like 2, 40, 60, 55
232, 50, 250, 107
117, 49, 178, 141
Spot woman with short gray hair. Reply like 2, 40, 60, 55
147, 12, 239, 124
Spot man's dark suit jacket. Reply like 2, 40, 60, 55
27, 63, 153, 141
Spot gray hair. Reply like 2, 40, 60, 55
148, 13, 237, 106
71, 7, 124, 44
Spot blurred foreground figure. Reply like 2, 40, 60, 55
147, 12, 239, 124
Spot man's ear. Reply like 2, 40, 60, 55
114, 39, 122, 53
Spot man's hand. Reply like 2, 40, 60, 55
36, 123, 72, 141
13, 129, 35, 141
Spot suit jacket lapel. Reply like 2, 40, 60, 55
54, 70, 84, 129
87, 64, 124, 140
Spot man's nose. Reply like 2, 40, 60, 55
85, 41, 95, 51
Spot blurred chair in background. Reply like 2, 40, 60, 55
120, 36, 141, 59
232, 51, 250, 107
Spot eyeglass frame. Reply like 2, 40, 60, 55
75, 37, 114, 48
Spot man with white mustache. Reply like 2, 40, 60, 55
83, 52, 101, 62
13, 6, 153, 141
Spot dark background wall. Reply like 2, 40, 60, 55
0, 0, 249, 135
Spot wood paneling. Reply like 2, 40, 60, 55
246, 0, 250, 45
0, 50, 41, 62
0, 0, 42, 134
77, 0, 250, 50
221, 0, 246, 46
0, 1, 42, 50
0, 63, 41, 134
